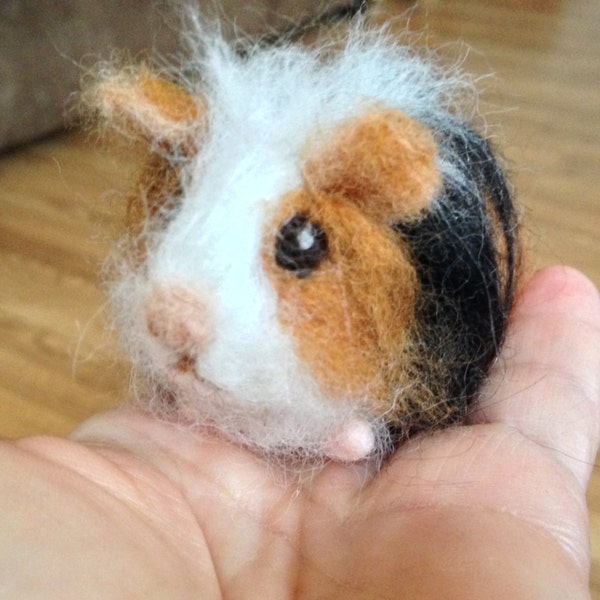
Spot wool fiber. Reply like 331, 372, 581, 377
92, 16, 520, 465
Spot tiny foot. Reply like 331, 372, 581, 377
324, 419, 376, 462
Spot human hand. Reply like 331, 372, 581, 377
1, 266, 599, 599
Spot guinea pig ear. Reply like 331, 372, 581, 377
303, 110, 442, 222
86, 69, 205, 154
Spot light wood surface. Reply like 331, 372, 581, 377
1, 0, 599, 593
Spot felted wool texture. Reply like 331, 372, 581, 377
303, 109, 443, 221
92, 18, 520, 463
263, 109, 444, 417
263, 187, 419, 409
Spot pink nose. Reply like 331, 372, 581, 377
145, 286, 211, 356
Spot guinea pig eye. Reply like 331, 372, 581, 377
275, 214, 328, 278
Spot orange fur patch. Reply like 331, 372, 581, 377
92, 73, 204, 148
304, 109, 442, 222
263, 110, 442, 415
137, 77, 201, 125
264, 189, 418, 413
127, 153, 183, 235
483, 192, 527, 305
93, 75, 205, 257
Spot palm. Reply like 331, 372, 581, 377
10, 267, 599, 599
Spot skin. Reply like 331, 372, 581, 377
0, 266, 599, 599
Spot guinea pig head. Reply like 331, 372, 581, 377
92, 74, 445, 461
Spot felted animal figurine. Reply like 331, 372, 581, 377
87, 23, 521, 463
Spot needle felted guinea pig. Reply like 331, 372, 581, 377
88, 23, 521, 463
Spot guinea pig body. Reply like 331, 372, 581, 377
93, 23, 520, 463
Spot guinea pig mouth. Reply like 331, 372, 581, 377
174, 353, 197, 375
168, 353, 219, 393
159, 351, 203, 382
166, 352, 220, 394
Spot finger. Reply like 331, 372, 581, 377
471, 266, 600, 489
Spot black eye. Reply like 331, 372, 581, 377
275, 214, 328, 278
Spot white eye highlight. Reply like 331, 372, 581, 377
275, 213, 329, 278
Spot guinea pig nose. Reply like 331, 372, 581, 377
144, 286, 211, 355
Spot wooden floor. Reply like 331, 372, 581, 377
1, 0, 599, 593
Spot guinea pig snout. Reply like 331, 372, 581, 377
144, 286, 211, 359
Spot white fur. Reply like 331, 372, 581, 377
108, 19, 478, 461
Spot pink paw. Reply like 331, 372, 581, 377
324, 419, 376, 462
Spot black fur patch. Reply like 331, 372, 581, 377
391, 126, 519, 441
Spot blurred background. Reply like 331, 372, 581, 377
1, 0, 599, 593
